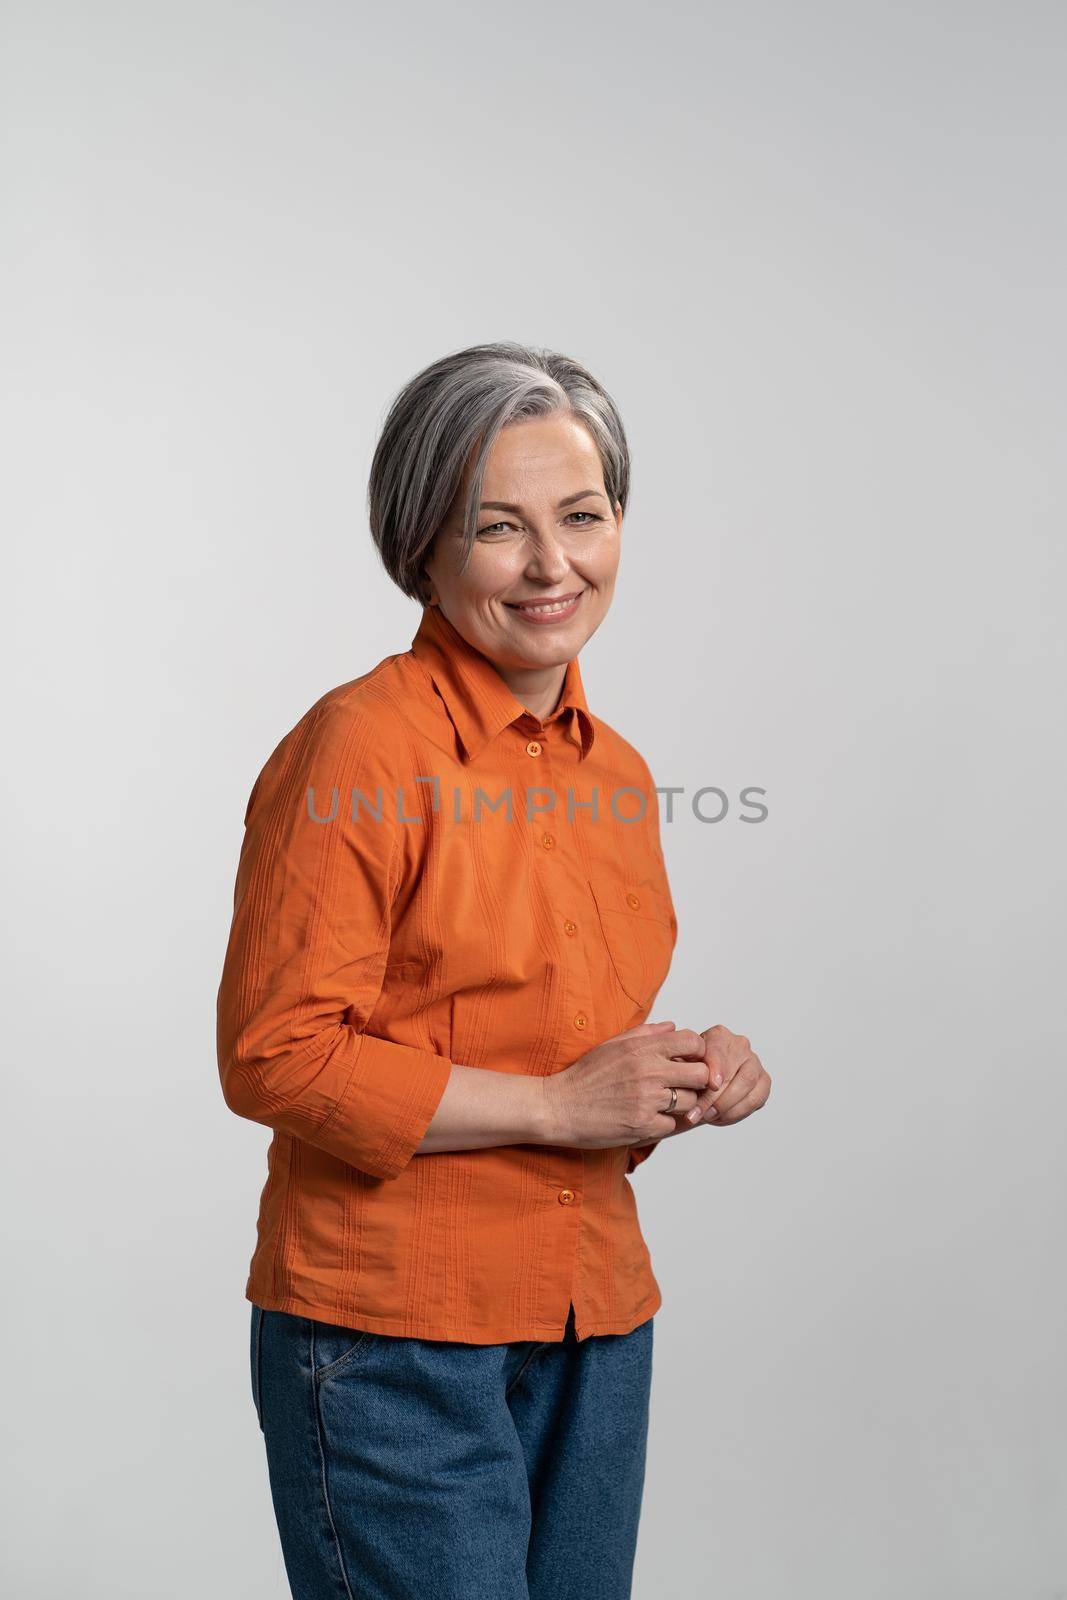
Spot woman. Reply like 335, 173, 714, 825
217, 341, 770, 1599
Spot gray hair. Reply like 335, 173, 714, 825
368, 341, 631, 602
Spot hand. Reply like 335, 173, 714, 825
542, 1020, 709, 1150
683, 1025, 771, 1128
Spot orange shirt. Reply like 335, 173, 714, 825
216, 603, 678, 1342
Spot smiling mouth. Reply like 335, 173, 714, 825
503, 590, 585, 615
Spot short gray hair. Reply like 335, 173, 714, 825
368, 341, 631, 602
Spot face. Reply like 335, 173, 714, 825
421, 412, 622, 679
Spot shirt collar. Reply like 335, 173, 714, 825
409, 603, 596, 764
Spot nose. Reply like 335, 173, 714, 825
524, 532, 570, 584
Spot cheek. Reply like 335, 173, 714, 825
438, 545, 513, 609
586, 549, 620, 599
585, 529, 621, 581
470, 545, 528, 596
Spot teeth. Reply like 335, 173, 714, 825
511, 597, 578, 614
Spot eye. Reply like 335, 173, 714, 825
475, 511, 603, 538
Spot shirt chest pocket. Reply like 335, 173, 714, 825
587, 877, 676, 1011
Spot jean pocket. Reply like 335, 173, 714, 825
310, 1316, 378, 1384
250, 1305, 265, 1431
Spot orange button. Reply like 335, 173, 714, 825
573, 1012, 587, 1029
626, 892, 641, 909
525, 740, 543, 757
563, 919, 577, 935
541, 833, 555, 849
558, 1189, 575, 1205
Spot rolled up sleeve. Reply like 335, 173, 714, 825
216, 696, 453, 1180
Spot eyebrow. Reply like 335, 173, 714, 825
478, 489, 607, 513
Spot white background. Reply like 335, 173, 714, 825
3, 2, 1065, 1595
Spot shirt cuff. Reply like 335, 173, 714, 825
316, 1034, 454, 1180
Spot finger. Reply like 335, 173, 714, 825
640, 1111, 684, 1143
705, 1057, 761, 1118
712, 1037, 757, 1091
688, 1051, 760, 1120
712, 1083, 767, 1126
658, 1087, 701, 1116
640, 1081, 705, 1139
708, 1071, 771, 1126
703, 1024, 750, 1057
663, 1060, 714, 1093
685, 1085, 719, 1122
703, 1035, 752, 1091
701, 1038, 737, 1090
658, 1028, 707, 1059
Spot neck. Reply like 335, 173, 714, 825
496, 661, 568, 723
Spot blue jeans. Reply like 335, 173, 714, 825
250, 1301, 654, 1599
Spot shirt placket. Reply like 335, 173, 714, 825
516, 704, 595, 1336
